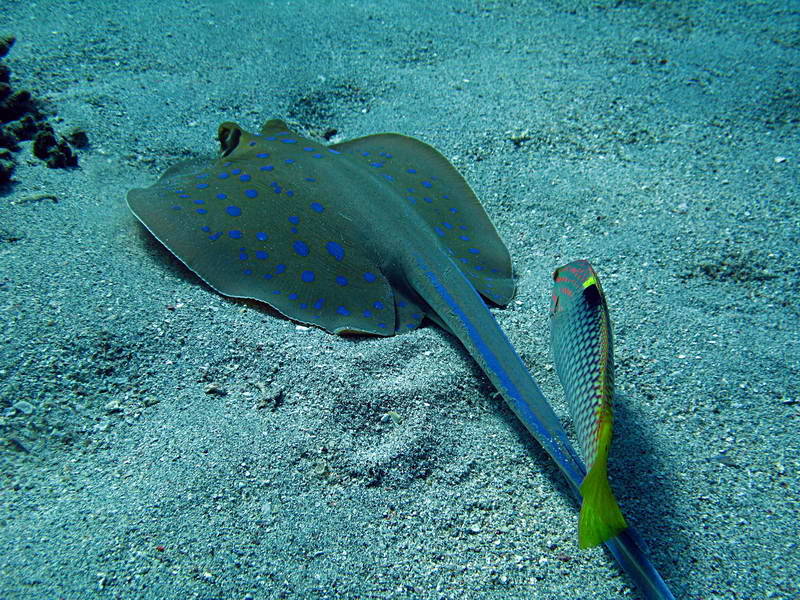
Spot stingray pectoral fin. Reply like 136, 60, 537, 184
578, 423, 628, 548
332, 133, 516, 307
127, 122, 403, 336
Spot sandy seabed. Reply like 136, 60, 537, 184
1, 2, 798, 599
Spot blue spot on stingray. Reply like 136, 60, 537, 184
256, 232, 268, 241
406, 168, 417, 174
383, 174, 395, 181
196, 183, 209, 189
468, 248, 480, 254
290, 227, 298, 234
370, 162, 383, 168
312, 153, 322, 158
374, 301, 385, 310
288, 216, 300, 225
303, 147, 314, 152
337, 306, 350, 316
217, 172, 229, 179
240, 174, 251, 182
272, 290, 281, 295
286, 190, 294, 197
245, 189, 258, 198
196, 208, 208, 214
255, 250, 268, 260
406, 196, 417, 204
226, 206, 242, 217
263, 274, 273, 280
216, 193, 227, 200
231, 168, 242, 175
326, 242, 345, 261
265, 136, 276, 141
363, 310, 373, 318
329, 149, 342, 155
284, 159, 295, 164
475, 265, 484, 271
260, 165, 274, 171
275, 264, 286, 274
310, 202, 324, 213
194, 199, 205, 205
336, 276, 348, 286
281, 138, 297, 144
229, 230, 242, 239
305, 177, 316, 182
459, 225, 468, 230
398, 300, 407, 308
178, 193, 190, 198
239, 251, 248, 260
378, 323, 387, 329
412, 313, 422, 319
196, 173, 209, 178
313, 298, 325, 310
243, 268, 253, 275
443, 222, 453, 229
459, 235, 470, 241
209, 232, 222, 241
422, 180, 432, 188
288, 293, 298, 300
201, 226, 210, 232
423, 197, 432, 203
300, 303, 308, 309
406, 188, 415, 193
294, 241, 309, 256
272, 185, 282, 194
248, 141, 256, 147
256, 152, 270, 158
449, 207, 458, 213
406, 323, 415, 329
363, 272, 377, 283
434, 227, 444, 236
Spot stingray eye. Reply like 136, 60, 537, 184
218, 123, 242, 157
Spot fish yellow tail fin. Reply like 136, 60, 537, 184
578, 426, 628, 548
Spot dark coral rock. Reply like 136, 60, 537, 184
0, 35, 81, 176
66, 127, 89, 148
46, 139, 77, 168
6, 114, 39, 142
0, 89, 37, 123
32, 127, 56, 159
0, 124, 18, 150
33, 128, 77, 168
0, 36, 14, 59
0, 148, 15, 185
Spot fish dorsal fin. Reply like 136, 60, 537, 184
128, 122, 400, 335
331, 133, 515, 306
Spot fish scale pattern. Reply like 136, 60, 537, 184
550, 260, 614, 469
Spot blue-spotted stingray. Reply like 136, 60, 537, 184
128, 119, 674, 599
